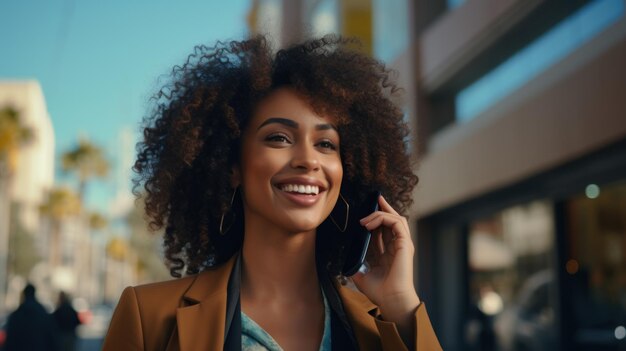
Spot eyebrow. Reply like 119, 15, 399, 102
257, 117, 337, 131
258, 117, 298, 130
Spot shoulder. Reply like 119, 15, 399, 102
131, 275, 197, 303
104, 262, 234, 348
111, 276, 197, 332
132, 261, 232, 301
124, 261, 233, 312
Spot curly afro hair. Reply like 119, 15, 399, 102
134, 35, 418, 277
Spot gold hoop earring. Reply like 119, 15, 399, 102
219, 187, 238, 235
329, 193, 349, 232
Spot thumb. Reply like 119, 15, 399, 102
349, 264, 372, 294
351, 270, 366, 288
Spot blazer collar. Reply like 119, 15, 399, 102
173, 254, 379, 351
175, 254, 238, 351
336, 281, 377, 314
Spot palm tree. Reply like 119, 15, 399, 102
0, 106, 34, 176
61, 138, 109, 203
87, 210, 108, 301
39, 187, 81, 267
88, 211, 108, 231
125, 200, 170, 282
0, 106, 33, 311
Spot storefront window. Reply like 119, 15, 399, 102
466, 201, 557, 351
565, 180, 626, 350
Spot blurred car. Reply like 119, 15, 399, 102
494, 270, 557, 351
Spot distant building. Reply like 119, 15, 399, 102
0, 81, 55, 234
0, 80, 55, 311
247, 0, 374, 53
410, 2, 626, 350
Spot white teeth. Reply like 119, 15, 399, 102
280, 184, 320, 195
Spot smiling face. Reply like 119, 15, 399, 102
235, 87, 343, 235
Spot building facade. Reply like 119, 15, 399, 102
0, 81, 55, 234
412, 1, 626, 350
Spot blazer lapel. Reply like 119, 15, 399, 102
336, 283, 382, 351
171, 256, 383, 351
175, 255, 237, 351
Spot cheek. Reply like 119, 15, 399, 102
334, 162, 344, 184
242, 159, 270, 191
327, 157, 343, 191
240, 148, 284, 192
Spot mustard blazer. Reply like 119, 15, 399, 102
102, 255, 442, 351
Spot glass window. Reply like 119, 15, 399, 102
565, 181, 626, 349
373, 0, 409, 63
456, 0, 625, 122
466, 201, 557, 351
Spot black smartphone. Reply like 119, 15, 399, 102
341, 190, 380, 276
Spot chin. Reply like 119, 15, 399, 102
281, 217, 324, 234
274, 206, 330, 231
289, 223, 321, 234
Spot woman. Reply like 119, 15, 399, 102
102, 36, 441, 351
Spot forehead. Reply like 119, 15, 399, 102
250, 87, 335, 128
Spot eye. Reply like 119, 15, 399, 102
265, 133, 291, 144
317, 140, 337, 151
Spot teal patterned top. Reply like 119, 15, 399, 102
241, 291, 332, 351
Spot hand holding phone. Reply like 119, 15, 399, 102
352, 195, 420, 315
354, 195, 422, 351
340, 190, 380, 276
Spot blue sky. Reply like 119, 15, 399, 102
0, 0, 250, 214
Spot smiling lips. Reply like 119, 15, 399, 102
280, 184, 320, 195
276, 182, 324, 206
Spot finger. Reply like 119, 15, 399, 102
381, 225, 396, 244
358, 195, 398, 223
361, 210, 402, 225
372, 199, 411, 238
363, 212, 408, 235
376, 227, 385, 255
359, 210, 382, 225
360, 215, 389, 260
378, 195, 400, 216
362, 214, 408, 240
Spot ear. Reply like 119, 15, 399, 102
230, 165, 241, 188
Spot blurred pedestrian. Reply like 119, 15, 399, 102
4, 283, 59, 351
52, 291, 81, 351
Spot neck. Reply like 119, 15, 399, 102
240, 222, 320, 302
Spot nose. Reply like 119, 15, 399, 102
290, 143, 320, 171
